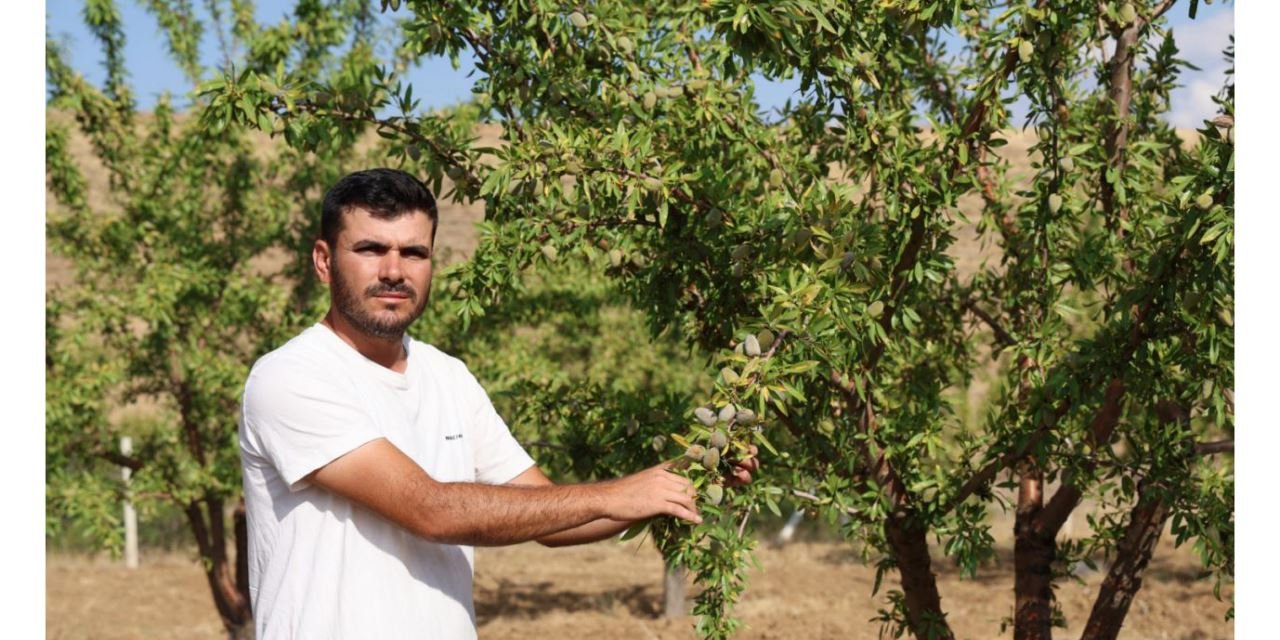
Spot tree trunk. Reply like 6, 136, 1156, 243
1080, 481, 1171, 640
186, 495, 255, 639
663, 562, 688, 618
884, 511, 954, 640
1014, 465, 1054, 640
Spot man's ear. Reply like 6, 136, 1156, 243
313, 239, 333, 284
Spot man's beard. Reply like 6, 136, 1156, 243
330, 260, 429, 340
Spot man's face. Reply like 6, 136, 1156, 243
316, 207, 435, 340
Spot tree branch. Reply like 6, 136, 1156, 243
1195, 439, 1233, 456
790, 489, 859, 517
1036, 379, 1127, 535
962, 298, 1015, 348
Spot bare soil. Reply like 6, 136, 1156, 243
47, 530, 1231, 640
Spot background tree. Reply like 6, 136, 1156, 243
46, 1, 392, 637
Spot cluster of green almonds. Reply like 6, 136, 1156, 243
686, 403, 757, 506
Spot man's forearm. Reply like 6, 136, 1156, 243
537, 517, 637, 547
421, 480, 606, 546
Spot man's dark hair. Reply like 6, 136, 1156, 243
320, 168, 439, 247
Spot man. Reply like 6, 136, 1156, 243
239, 168, 758, 639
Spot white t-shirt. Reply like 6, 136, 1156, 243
239, 323, 535, 639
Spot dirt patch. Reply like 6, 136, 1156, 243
47, 532, 1231, 639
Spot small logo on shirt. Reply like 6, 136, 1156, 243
444, 433, 464, 441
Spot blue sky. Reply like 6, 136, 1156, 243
46, 1, 1234, 128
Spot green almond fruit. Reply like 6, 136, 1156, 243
631, 253, 649, 268
1048, 193, 1063, 213
569, 11, 589, 29
1018, 40, 1034, 64
447, 166, 465, 180
688, 79, 707, 92
735, 409, 757, 424
840, 251, 856, 271
643, 176, 663, 192
642, 91, 656, 110
651, 435, 667, 451
732, 263, 746, 278
694, 406, 717, 427
701, 447, 720, 469
704, 208, 723, 229
1118, 3, 1137, 25
720, 367, 740, 385
1059, 156, 1075, 172
769, 168, 785, 188
1181, 292, 1202, 313
756, 329, 775, 351
705, 484, 724, 506
608, 249, 624, 267
616, 36, 634, 54
626, 417, 639, 436
731, 244, 750, 261
790, 228, 812, 248
540, 245, 558, 262
868, 300, 885, 318
745, 334, 761, 357
709, 430, 728, 449
685, 444, 706, 460
1195, 193, 1214, 210
717, 404, 737, 423
734, 341, 746, 355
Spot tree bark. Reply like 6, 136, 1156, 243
663, 562, 688, 618
1013, 464, 1054, 640
884, 511, 954, 640
1080, 480, 1170, 640
187, 496, 254, 638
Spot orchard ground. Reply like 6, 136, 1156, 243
47, 526, 1231, 639
46, 120, 1229, 638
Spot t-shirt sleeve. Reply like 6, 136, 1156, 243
458, 364, 535, 485
240, 355, 384, 491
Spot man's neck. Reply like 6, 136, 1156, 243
321, 310, 408, 373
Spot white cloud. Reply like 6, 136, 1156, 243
1169, 7, 1235, 64
1164, 6, 1235, 128
1169, 75, 1228, 128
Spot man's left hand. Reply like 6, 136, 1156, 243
725, 445, 760, 487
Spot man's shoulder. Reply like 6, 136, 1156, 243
407, 338, 485, 385
246, 325, 347, 387
407, 337, 465, 370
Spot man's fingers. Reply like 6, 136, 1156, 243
669, 504, 703, 524
726, 468, 752, 487
663, 491, 701, 524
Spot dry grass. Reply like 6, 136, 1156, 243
46, 532, 1231, 640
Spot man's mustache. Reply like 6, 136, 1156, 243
365, 282, 417, 300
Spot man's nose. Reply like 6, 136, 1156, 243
379, 252, 405, 282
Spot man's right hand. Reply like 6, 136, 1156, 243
596, 461, 702, 525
